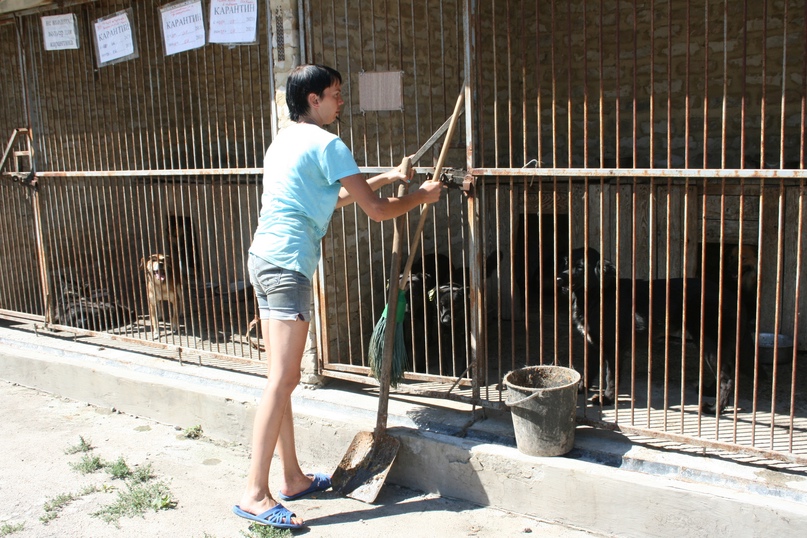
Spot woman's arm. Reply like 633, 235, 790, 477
337, 172, 445, 221
336, 166, 409, 208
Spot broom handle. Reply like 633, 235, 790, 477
376, 181, 409, 435
376, 90, 463, 432
399, 91, 465, 289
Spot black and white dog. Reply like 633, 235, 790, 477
557, 247, 753, 414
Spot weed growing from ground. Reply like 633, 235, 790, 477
106, 456, 132, 480
129, 463, 155, 483
44, 437, 176, 527
80, 484, 102, 496
93, 456, 173, 526
183, 424, 204, 439
241, 524, 293, 538
0, 522, 25, 536
64, 436, 93, 454
40, 485, 102, 525
41, 492, 77, 524
92, 480, 176, 526
70, 453, 105, 474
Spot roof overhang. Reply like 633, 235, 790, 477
0, 0, 56, 16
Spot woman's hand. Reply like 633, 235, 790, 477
414, 179, 445, 205
384, 155, 416, 185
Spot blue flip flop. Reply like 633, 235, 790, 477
278, 473, 332, 501
232, 503, 303, 529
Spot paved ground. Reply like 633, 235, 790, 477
0, 380, 603, 538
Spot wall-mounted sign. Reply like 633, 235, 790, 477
209, 0, 258, 45
160, 0, 206, 56
93, 9, 138, 67
41, 13, 79, 51
359, 71, 404, 112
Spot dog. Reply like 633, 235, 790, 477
557, 247, 753, 414
403, 251, 501, 375
141, 254, 184, 337
53, 271, 132, 331
431, 281, 470, 375
403, 254, 455, 373
729, 244, 758, 322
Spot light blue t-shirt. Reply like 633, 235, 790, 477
249, 123, 361, 280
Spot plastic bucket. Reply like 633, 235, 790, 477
504, 365, 581, 457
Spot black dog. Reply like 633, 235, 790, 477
557, 247, 752, 414
431, 281, 469, 375
404, 252, 499, 375
403, 254, 455, 373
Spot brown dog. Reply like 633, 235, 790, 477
141, 254, 184, 337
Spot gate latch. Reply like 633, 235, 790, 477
433, 168, 472, 193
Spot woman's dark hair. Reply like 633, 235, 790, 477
286, 64, 342, 122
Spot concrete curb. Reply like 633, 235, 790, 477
1, 325, 805, 537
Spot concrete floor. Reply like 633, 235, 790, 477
1, 322, 806, 537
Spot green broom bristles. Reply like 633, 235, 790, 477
368, 289, 408, 387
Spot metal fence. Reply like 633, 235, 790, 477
1, 0, 806, 466
0, 0, 275, 374
304, 0, 807, 466
462, 0, 807, 467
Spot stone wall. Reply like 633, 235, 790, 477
474, 0, 805, 169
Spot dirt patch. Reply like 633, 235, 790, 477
0, 381, 597, 538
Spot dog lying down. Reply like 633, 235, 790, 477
141, 253, 184, 338
557, 247, 755, 415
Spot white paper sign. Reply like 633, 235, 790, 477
160, 0, 206, 56
209, 0, 258, 44
42, 14, 80, 51
93, 11, 136, 66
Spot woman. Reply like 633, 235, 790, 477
233, 64, 445, 529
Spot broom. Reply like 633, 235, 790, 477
368, 91, 466, 386
367, 282, 409, 385
368, 182, 410, 387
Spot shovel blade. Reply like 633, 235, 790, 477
331, 430, 401, 503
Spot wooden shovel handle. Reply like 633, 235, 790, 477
399, 91, 465, 288
375, 182, 409, 435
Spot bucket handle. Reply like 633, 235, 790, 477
505, 387, 549, 408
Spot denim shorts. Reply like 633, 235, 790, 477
248, 254, 312, 322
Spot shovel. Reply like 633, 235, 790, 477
330, 181, 407, 503
331, 91, 465, 503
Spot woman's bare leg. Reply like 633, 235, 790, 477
265, 323, 316, 497
275, 386, 318, 497
237, 318, 308, 525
